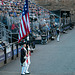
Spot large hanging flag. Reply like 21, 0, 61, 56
18, 0, 30, 43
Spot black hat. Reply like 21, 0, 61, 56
23, 41, 26, 45
20, 41, 26, 45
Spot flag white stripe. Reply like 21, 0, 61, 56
19, 35, 20, 40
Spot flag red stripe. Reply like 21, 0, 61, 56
20, 24, 24, 37
26, 13, 30, 34
25, 14, 29, 35
25, 14, 28, 32
27, 13, 30, 33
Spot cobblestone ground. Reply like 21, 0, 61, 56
0, 28, 75, 75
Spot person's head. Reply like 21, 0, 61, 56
22, 40, 26, 47
23, 43, 26, 47
1, 41, 3, 43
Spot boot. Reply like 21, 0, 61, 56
26, 70, 30, 74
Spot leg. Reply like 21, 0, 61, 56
26, 57, 30, 74
21, 66, 25, 75
57, 34, 60, 42
24, 61, 30, 74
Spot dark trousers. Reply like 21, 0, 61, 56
32, 41, 35, 49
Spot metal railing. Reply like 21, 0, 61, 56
0, 22, 12, 43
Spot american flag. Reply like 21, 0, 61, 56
18, 0, 30, 43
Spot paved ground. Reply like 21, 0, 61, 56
0, 28, 75, 75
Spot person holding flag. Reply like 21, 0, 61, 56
20, 41, 27, 75
18, 0, 30, 43
18, 0, 31, 75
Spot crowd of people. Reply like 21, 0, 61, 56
0, 0, 53, 34
0, 0, 72, 43
0, 0, 62, 46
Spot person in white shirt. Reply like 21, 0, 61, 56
57, 27, 60, 42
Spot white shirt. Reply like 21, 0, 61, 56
27, 36, 29, 41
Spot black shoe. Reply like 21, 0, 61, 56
25, 73, 30, 74
21, 74, 25, 75
25, 72, 30, 74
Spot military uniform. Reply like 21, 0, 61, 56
25, 46, 31, 74
20, 44, 27, 75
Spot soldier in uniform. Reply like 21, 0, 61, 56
20, 42, 27, 75
25, 44, 31, 74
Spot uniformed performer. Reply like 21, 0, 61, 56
20, 42, 27, 75
57, 27, 60, 42
25, 45, 31, 74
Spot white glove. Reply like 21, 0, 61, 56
24, 56, 27, 59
